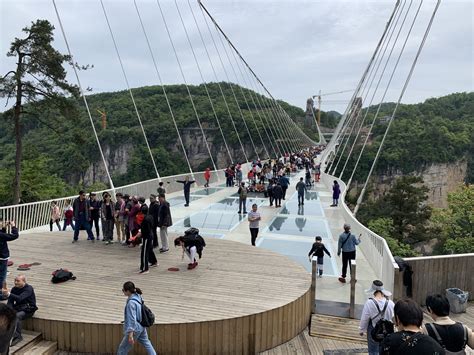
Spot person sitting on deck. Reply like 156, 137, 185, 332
3, 275, 38, 347
422, 293, 474, 353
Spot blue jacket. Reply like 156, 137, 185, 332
279, 176, 290, 188
337, 231, 361, 253
0, 227, 18, 259
124, 293, 144, 335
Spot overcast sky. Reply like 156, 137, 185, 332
1, 0, 472, 113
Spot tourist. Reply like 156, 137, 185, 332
4, 275, 38, 346
307, 236, 331, 277
157, 194, 172, 253
422, 293, 473, 352
117, 281, 156, 354
279, 174, 290, 200
176, 176, 195, 207
128, 197, 141, 240
314, 163, 321, 182
331, 180, 341, 207
305, 169, 312, 187
235, 166, 243, 186
237, 182, 248, 214
359, 280, 395, 354
148, 194, 159, 249
0, 220, 18, 301
174, 232, 205, 270
273, 182, 283, 208
204, 167, 211, 188
138, 205, 157, 274
114, 193, 126, 244
100, 193, 115, 244
157, 182, 166, 197
248, 204, 261, 246
89, 192, 101, 240
49, 201, 61, 231
296, 177, 307, 206
123, 194, 132, 243
337, 223, 361, 283
267, 179, 275, 206
0, 303, 16, 355
72, 191, 95, 242
381, 299, 444, 354
62, 199, 74, 231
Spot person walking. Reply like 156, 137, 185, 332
359, 280, 395, 355
331, 181, 341, 207
72, 191, 95, 242
100, 193, 115, 245
308, 236, 331, 277
273, 182, 283, 208
49, 201, 61, 231
337, 223, 361, 283
138, 205, 158, 274
237, 182, 248, 214
248, 204, 261, 246
296, 177, 307, 206
62, 199, 74, 231
117, 281, 156, 354
0, 220, 18, 302
267, 179, 274, 206
114, 193, 126, 244
279, 174, 290, 200
89, 193, 101, 240
157, 194, 172, 253
176, 176, 195, 207
204, 168, 211, 188
422, 293, 474, 352
148, 194, 160, 249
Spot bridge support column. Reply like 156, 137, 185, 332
311, 258, 317, 314
349, 260, 357, 319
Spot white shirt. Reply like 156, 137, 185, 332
359, 297, 395, 331
248, 211, 261, 229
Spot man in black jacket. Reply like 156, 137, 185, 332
4, 274, 38, 346
157, 194, 172, 253
72, 190, 95, 242
0, 220, 18, 301
138, 205, 157, 274
148, 194, 160, 249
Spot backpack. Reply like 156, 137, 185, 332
131, 298, 155, 327
370, 298, 394, 342
426, 323, 468, 355
51, 269, 76, 283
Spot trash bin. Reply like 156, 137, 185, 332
445, 288, 469, 313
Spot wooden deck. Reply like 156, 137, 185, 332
6, 231, 311, 354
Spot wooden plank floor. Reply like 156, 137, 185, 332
6, 231, 310, 324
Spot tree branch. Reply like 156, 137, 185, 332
1, 70, 16, 80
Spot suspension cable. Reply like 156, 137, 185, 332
198, 4, 249, 163
354, 0, 438, 215
339, 0, 410, 179
52, 0, 115, 191
99, 0, 160, 179
155, 0, 217, 173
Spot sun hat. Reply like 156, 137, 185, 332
366, 280, 392, 297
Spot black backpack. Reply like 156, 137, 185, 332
370, 298, 395, 342
51, 269, 76, 283
131, 298, 155, 327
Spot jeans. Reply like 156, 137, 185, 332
0, 260, 7, 288
62, 218, 75, 231
341, 251, 356, 278
282, 186, 288, 199
13, 311, 34, 339
298, 192, 304, 205
73, 214, 94, 241
117, 329, 156, 355
250, 228, 259, 246
367, 322, 381, 355
238, 198, 247, 213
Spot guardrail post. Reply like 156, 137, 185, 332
349, 260, 356, 318
311, 258, 317, 314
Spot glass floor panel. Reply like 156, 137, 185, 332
257, 237, 337, 275
289, 191, 319, 201
206, 198, 266, 211
230, 191, 266, 199
267, 216, 330, 238
280, 200, 324, 216
167, 196, 202, 207
173, 211, 246, 230
191, 187, 223, 196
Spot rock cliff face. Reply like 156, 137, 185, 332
367, 160, 467, 208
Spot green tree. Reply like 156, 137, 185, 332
386, 176, 432, 243
0, 19, 88, 204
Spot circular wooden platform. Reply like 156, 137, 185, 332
8, 231, 312, 354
